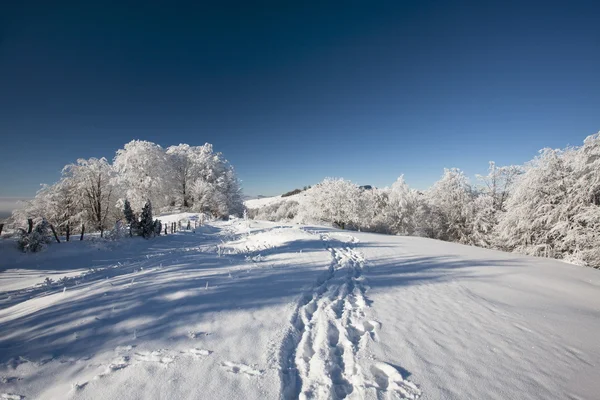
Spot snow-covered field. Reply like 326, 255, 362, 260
245, 193, 308, 210
1, 216, 599, 399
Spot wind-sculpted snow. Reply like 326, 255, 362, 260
0, 217, 598, 399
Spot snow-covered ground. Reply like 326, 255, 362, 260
1, 216, 599, 399
244, 192, 308, 210
244, 195, 285, 209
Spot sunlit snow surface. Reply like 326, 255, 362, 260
0, 217, 599, 399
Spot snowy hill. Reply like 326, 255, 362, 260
1, 216, 599, 399
244, 195, 285, 209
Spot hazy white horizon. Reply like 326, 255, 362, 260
0, 197, 28, 220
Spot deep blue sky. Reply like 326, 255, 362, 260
1, 1, 599, 197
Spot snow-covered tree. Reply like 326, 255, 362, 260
166, 143, 208, 208
163, 143, 243, 217
427, 168, 474, 243
300, 178, 362, 229
63, 157, 116, 237
496, 147, 575, 258
497, 134, 600, 267
113, 140, 170, 211
566, 133, 600, 266
476, 162, 523, 212
381, 176, 422, 235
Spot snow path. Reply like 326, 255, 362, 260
280, 230, 420, 400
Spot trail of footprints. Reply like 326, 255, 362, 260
68, 343, 261, 393
281, 232, 421, 399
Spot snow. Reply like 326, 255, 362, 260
244, 192, 309, 210
0, 215, 599, 399
245, 195, 285, 209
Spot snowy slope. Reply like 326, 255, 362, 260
244, 192, 309, 210
0, 217, 599, 400
244, 195, 284, 209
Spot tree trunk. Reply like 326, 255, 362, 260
50, 224, 61, 243
28, 218, 33, 234
0, 223, 3, 236
100, 227, 104, 238
80, 224, 85, 241
66, 223, 70, 242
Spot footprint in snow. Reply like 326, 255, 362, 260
370, 363, 421, 399
106, 356, 130, 372
134, 350, 175, 365
220, 361, 263, 377
71, 382, 88, 391
189, 348, 212, 357
1, 394, 24, 400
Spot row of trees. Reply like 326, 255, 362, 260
12, 140, 243, 239
248, 133, 600, 268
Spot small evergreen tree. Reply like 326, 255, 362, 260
139, 201, 154, 238
154, 219, 162, 236
123, 199, 138, 236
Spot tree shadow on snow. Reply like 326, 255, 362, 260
0, 225, 530, 369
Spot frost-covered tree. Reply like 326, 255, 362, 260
497, 134, 600, 267
166, 143, 215, 208
113, 140, 170, 211
476, 162, 523, 212
63, 157, 116, 237
566, 133, 600, 266
427, 168, 474, 243
496, 148, 575, 258
381, 176, 422, 235
12, 181, 80, 239
300, 178, 362, 229
164, 143, 243, 217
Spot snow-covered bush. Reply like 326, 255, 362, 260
106, 220, 129, 240
17, 219, 52, 252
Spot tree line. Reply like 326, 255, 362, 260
11, 140, 243, 245
248, 133, 600, 268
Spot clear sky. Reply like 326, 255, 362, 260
1, 1, 599, 198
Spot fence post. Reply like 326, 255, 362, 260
50, 224, 61, 243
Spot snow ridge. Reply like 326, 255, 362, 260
279, 232, 421, 399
